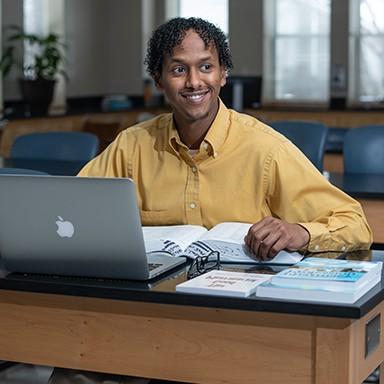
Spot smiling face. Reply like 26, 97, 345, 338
156, 30, 227, 132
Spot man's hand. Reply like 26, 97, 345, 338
244, 216, 310, 261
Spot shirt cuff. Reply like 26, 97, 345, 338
297, 222, 332, 253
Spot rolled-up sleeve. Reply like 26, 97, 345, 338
266, 141, 372, 252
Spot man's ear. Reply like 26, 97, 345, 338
220, 67, 227, 87
154, 75, 163, 90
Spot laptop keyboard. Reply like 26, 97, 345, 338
148, 262, 163, 271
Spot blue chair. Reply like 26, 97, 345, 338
0, 167, 49, 175
269, 120, 328, 171
343, 125, 384, 174
10, 132, 99, 162
325, 127, 349, 153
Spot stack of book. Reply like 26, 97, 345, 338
256, 257, 383, 303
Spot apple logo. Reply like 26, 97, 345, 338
56, 216, 75, 238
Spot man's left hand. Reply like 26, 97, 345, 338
244, 216, 310, 261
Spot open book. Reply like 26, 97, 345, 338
143, 222, 303, 265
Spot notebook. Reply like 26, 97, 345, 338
0, 175, 186, 280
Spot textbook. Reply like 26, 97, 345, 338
256, 275, 381, 303
256, 257, 383, 303
270, 257, 383, 290
176, 269, 273, 297
143, 222, 303, 264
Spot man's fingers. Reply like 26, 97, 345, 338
258, 231, 287, 260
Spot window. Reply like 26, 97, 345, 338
166, 0, 228, 35
349, 0, 384, 104
23, 0, 49, 78
264, 0, 331, 105
22, 0, 66, 111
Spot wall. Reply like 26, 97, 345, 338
0, 0, 362, 104
65, 0, 109, 97
330, 0, 349, 101
65, 0, 142, 97
228, 0, 263, 76
1, 0, 23, 100
105, 0, 142, 95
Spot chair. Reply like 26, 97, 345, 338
325, 127, 349, 153
269, 120, 328, 171
0, 167, 49, 175
10, 132, 100, 162
343, 125, 384, 174
83, 120, 121, 153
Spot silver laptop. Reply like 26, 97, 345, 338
0, 175, 186, 280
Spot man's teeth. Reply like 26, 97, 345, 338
186, 94, 205, 100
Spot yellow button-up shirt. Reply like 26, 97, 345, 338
79, 101, 372, 253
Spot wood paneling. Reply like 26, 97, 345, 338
3, 108, 384, 158
245, 109, 384, 128
358, 199, 384, 244
0, 289, 382, 384
0, 108, 169, 157
324, 153, 344, 172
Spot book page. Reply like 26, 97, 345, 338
199, 222, 252, 243
142, 225, 208, 257
186, 222, 302, 264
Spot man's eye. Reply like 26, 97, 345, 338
201, 64, 211, 71
172, 67, 185, 74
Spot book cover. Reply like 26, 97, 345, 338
271, 257, 382, 290
176, 270, 272, 297
256, 273, 381, 303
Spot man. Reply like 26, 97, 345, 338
78, 17, 372, 258
49, 16, 371, 384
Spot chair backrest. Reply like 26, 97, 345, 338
83, 120, 121, 153
10, 132, 100, 162
325, 127, 349, 154
343, 125, 384, 174
0, 167, 49, 175
269, 120, 328, 171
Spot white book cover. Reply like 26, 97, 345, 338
143, 222, 303, 264
256, 273, 381, 304
176, 270, 273, 297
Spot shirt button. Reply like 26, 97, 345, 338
189, 203, 196, 209
341, 246, 346, 251
315, 245, 320, 251
191, 166, 197, 173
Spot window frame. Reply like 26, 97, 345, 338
348, 0, 384, 107
263, 0, 331, 108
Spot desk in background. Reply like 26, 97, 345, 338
0, 250, 383, 384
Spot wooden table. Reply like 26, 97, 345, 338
0, 251, 383, 384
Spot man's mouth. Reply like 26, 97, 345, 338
181, 90, 209, 103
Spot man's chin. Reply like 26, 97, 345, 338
181, 106, 211, 122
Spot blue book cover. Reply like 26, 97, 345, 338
271, 257, 382, 290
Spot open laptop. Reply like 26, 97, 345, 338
0, 175, 186, 280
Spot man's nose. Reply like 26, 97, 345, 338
185, 68, 202, 88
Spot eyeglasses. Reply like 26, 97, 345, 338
187, 251, 220, 279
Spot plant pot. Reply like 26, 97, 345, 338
19, 78, 56, 116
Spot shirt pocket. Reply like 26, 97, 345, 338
140, 210, 183, 226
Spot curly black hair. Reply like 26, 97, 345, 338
144, 17, 233, 80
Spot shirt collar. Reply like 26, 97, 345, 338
168, 98, 230, 157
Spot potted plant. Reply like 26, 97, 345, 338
0, 25, 67, 116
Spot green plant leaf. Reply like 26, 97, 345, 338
1, 25, 68, 81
